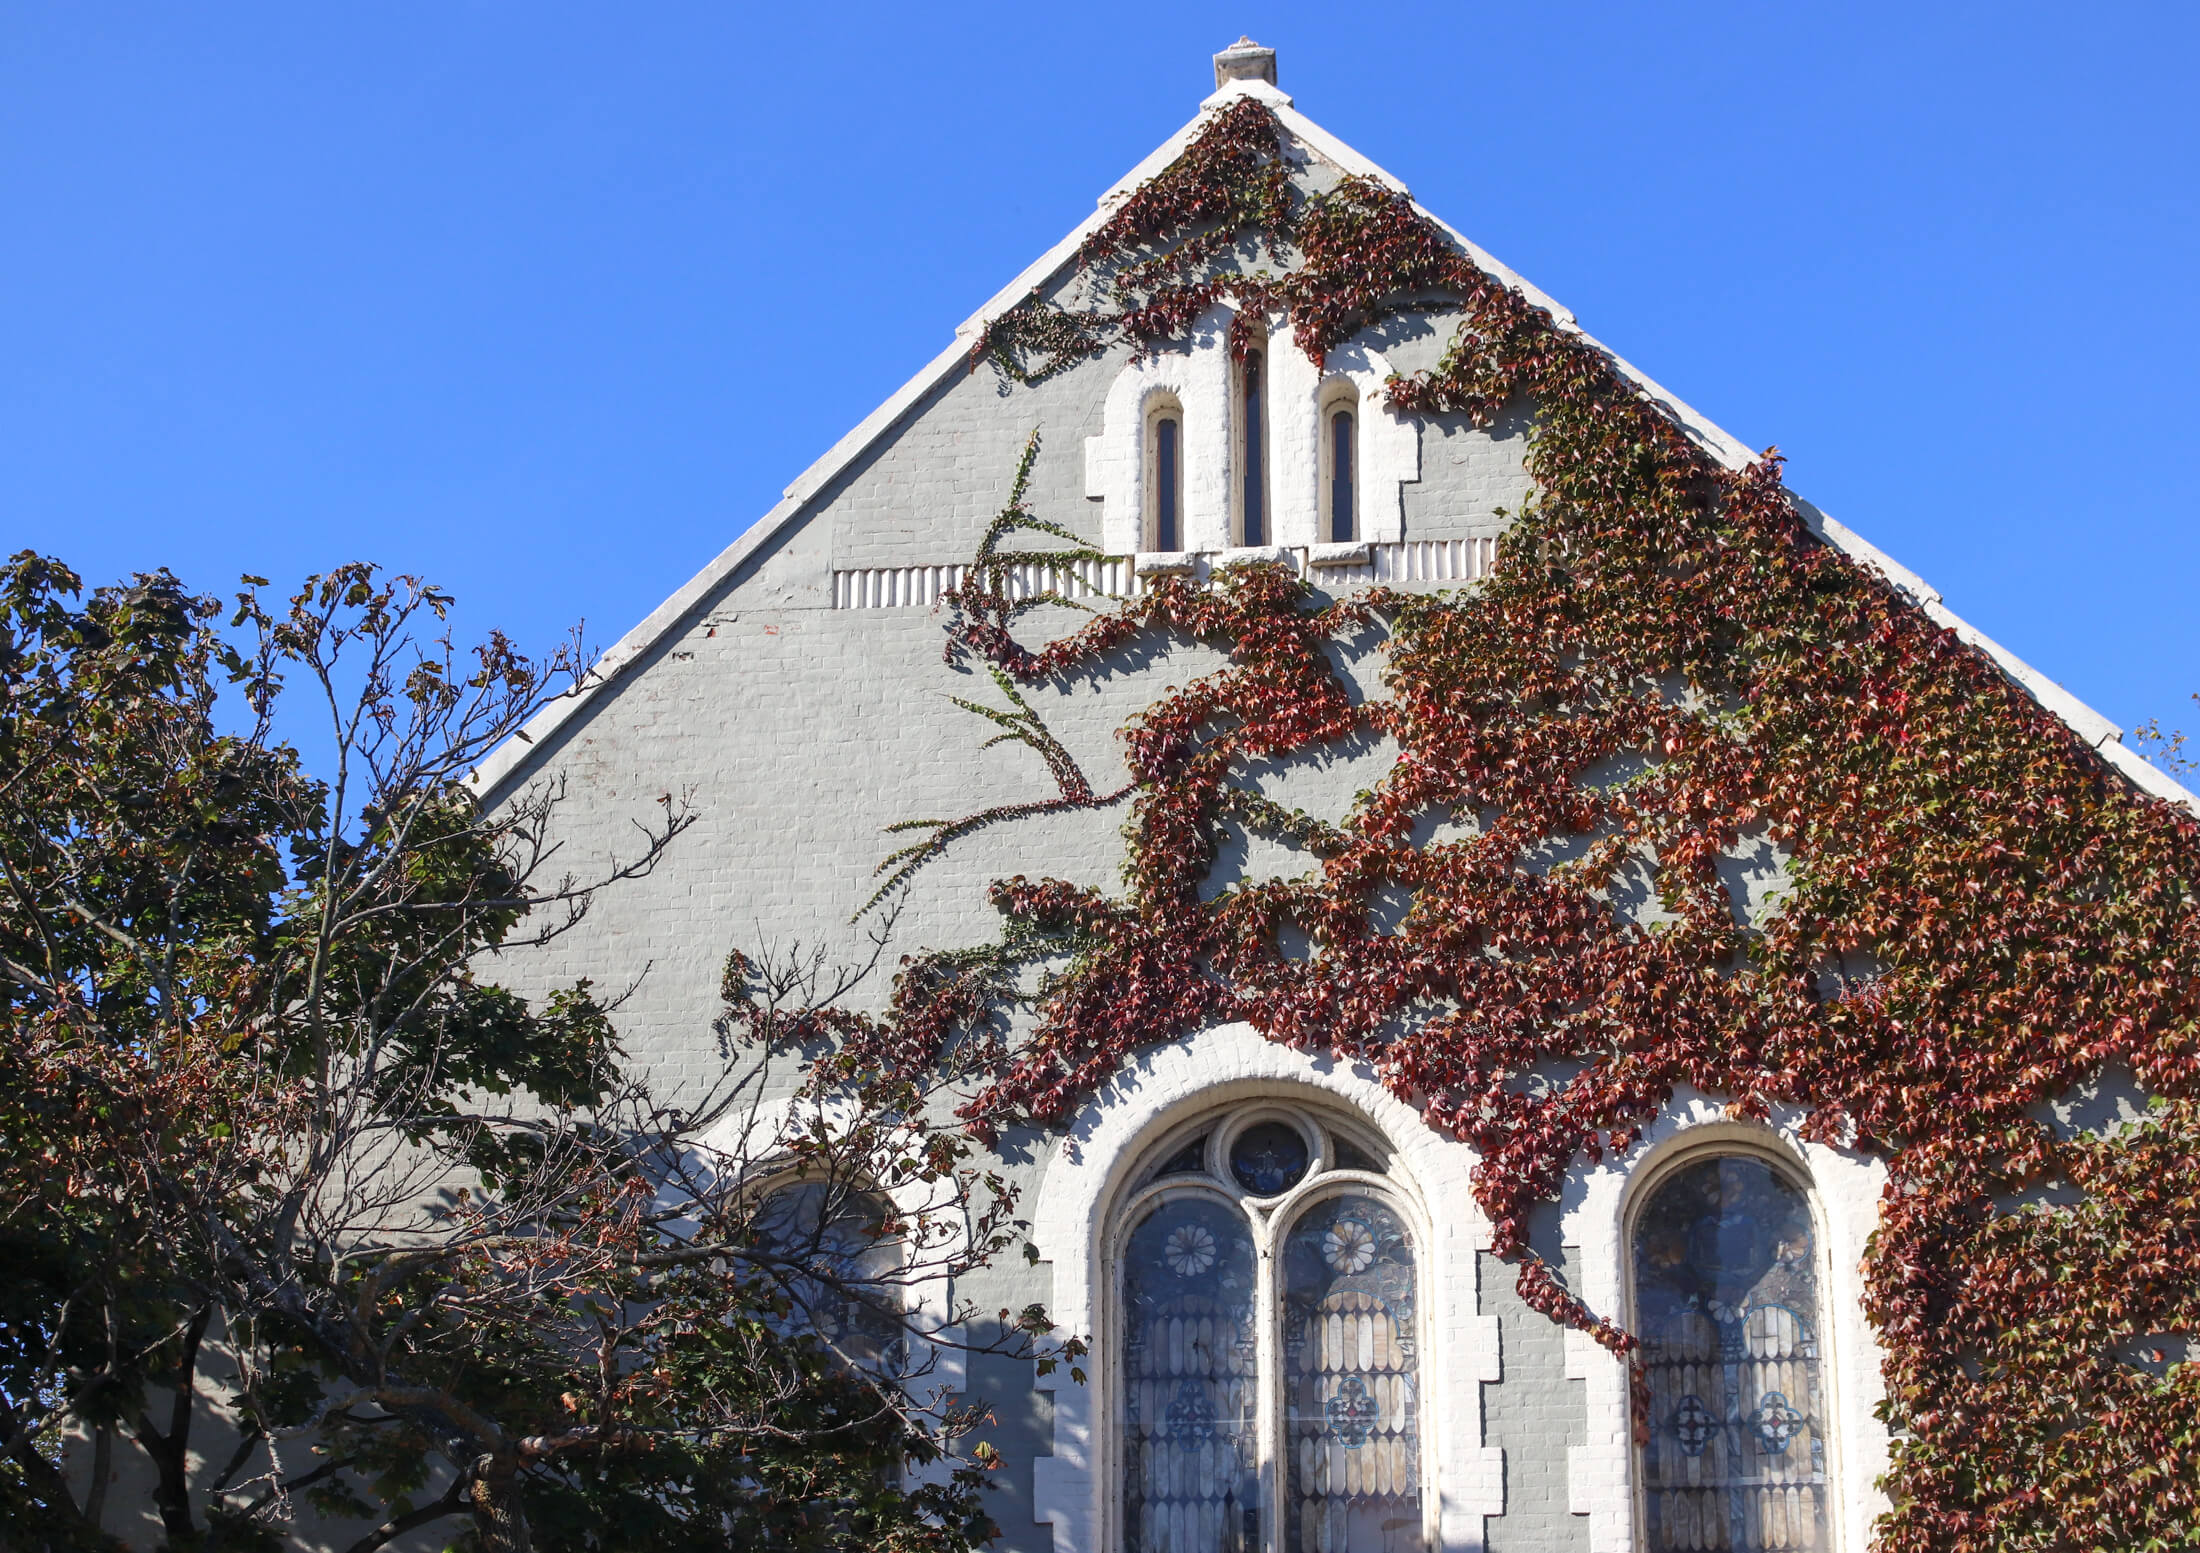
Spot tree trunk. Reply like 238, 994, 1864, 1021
468, 1458, 532, 1553
85, 1427, 112, 1530
134, 1304, 212, 1545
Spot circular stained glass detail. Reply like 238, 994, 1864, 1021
1229, 1121, 1310, 1196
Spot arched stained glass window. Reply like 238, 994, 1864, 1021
752, 1181, 903, 1370
1115, 1106, 1421, 1553
1122, 1196, 1259, 1552
1283, 1193, 1420, 1553
1633, 1154, 1831, 1553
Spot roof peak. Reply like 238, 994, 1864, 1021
467, 55, 2200, 816
1213, 36, 1277, 91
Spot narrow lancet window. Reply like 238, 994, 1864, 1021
1146, 397, 1184, 553
1328, 405, 1356, 542
1634, 1154, 1830, 1553
1283, 1192, 1421, 1552
1156, 416, 1180, 551
1122, 1195, 1258, 1552
1239, 348, 1267, 546
1319, 382, 1359, 545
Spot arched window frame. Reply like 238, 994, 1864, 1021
1143, 390, 1187, 554
1105, 1099, 1435, 1553
1232, 326, 1273, 548
1317, 378, 1360, 544
694, 1094, 975, 1493
1027, 1026, 1501, 1553
1615, 1129, 1851, 1553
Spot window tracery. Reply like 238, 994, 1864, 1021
1631, 1153, 1831, 1553
1114, 1102, 1422, 1553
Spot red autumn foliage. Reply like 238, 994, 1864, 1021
915, 100, 2200, 1546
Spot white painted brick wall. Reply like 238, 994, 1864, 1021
487, 300, 1905, 1551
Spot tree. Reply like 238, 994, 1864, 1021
0, 555, 1060, 1553
2133, 696, 2200, 779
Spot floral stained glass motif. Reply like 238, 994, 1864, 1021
1282, 1194, 1421, 1553
1123, 1196, 1259, 1553
1634, 1156, 1829, 1552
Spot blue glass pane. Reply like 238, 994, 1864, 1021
1122, 1195, 1258, 1553
1330, 1133, 1382, 1174
1634, 1157, 1829, 1552
1282, 1193, 1421, 1553
1154, 1136, 1208, 1178
1156, 417, 1179, 553
1241, 353, 1265, 546
1229, 1120, 1309, 1196
1330, 409, 1355, 542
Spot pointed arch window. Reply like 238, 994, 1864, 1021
1632, 1152, 1832, 1553
752, 1180, 905, 1371
1235, 338, 1270, 546
1144, 393, 1185, 552
1115, 1103, 1425, 1553
1318, 382, 1359, 543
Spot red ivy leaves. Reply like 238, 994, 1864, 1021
909, 101, 2200, 1549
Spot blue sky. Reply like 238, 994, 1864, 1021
6, 3, 2198, 751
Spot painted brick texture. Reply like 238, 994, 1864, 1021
485, 282, 1894, 1547
486, 312, 1542, 1546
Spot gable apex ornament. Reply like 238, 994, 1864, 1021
1213, 36, 1277, 90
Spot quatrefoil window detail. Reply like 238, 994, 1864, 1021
1747, 1391, 1805, 1455
1324, 1374, 1380, 1447
1669, 1393, 1719, 1456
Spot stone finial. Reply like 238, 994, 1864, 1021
1213, 36, 1277, 90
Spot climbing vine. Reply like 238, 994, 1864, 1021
884, 97, 2200, 1549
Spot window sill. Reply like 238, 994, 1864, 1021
1215, 544, 1293, 567
1133, 551, 1199, 577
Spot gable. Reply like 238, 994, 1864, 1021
471, 45, 2200, 1553
471, 71, 2190, 814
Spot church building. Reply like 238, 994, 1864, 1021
474, 40, 2200, 1553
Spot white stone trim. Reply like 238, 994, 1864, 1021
830, 555, 1141, 610
825, 538, 1497, 610
1201, 74, 1294, 113
1556, 1091, 1890, 1553
1085, 305, 1237, 557
471, 85, 2197, 813
1085, 311, 1419, 558
1026, 1023, 1502, 1553
1266, 321, 1416, 545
